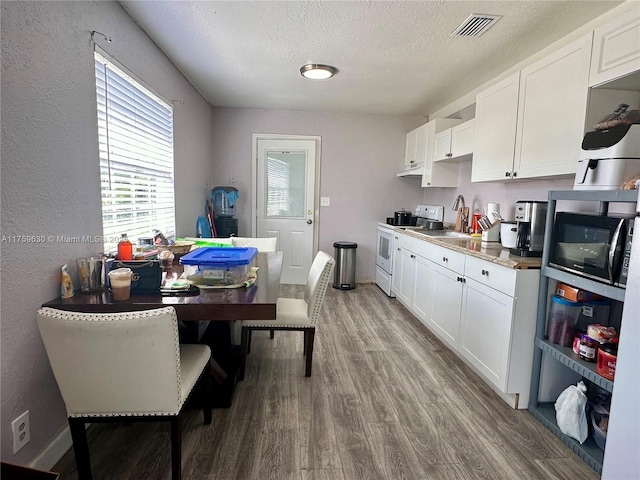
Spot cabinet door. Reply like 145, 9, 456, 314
590, 11, 640, 87
391, 235, 402, 295
514, 34, 592, 179
429, 263, 463, 349
459, 278, 514, 391
395, 248, 416, 307
415, 123, 429, 164
405, 129, 418, 167
472, 72, 520, 182
451, 119, 475, 158
433, 129, 452, 161
412, 254, 434, 324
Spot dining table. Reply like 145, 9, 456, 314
42, 251, 283, 407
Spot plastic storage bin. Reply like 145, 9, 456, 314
180, 247, 257, 286
547, 295, 582, 347
576, 299, 611, 331
590, 410, 608, 450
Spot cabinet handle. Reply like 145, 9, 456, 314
482, 269, 488, 276
462, 277, 466, 283
446, 153, 453, 157
410, 254, 416, 258
426, 182, 431, 186
457, 276, 462, 282
505, 171, 511, 177
443, 257, 448, 262
512, 171, 517, 178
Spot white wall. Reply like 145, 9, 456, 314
0, 1, 213, 466
422, 162, 575, 224
210, 108, 426, 282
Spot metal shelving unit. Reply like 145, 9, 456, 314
528, 189, 638, 474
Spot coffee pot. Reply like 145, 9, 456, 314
510, 201, 548, 257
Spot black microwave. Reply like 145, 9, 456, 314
549, 212, 634, 288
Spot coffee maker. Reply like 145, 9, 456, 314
510, 201, 548, 257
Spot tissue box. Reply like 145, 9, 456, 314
555, 282, 602, 303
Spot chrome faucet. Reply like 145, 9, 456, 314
452, 194, 467, 232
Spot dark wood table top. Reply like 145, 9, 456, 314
42, 251, 283, 321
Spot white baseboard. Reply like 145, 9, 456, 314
29, 425, 72, 471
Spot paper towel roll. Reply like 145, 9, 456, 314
487, 202, 500, 220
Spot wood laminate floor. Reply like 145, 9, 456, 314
53, 283, 599, 480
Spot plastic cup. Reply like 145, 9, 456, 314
108, 268, 132, 301
158, 250, 175, 269
76, 257, 105, 292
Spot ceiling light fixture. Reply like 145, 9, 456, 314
300, 64, 337, 80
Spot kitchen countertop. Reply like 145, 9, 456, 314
397, 227, 542, 269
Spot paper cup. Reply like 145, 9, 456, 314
108, 267, 132, 300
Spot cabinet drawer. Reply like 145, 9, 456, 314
402, 234, 437, 258
464, 255, 516, 296
429, 243, 465, 273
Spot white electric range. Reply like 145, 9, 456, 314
375, 204, 444, 297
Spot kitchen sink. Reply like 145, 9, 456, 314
419, 230, 472, 239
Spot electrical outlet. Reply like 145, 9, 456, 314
12, 410, 30, 453
320, 197, 330, 207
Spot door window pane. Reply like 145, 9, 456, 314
266, 151, 306, 217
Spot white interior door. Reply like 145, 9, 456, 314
255, 137, 317, 284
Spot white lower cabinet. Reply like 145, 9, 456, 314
395, 247, 416, 306
429, 262, 464, 349
392, 232, 539, 409
459, 278, 514, 391
412, 254, 433, 323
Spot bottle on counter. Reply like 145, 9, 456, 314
117, 233, 133, 261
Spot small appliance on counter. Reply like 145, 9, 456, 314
574, 105, 640, 190
510, 201, 548, 257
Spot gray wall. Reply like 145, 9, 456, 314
211, 108, 426, 282
1, 1, 213, 465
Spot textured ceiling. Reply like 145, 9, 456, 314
120, 1, 623, 116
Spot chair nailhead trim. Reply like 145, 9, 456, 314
39, 307, 183, 409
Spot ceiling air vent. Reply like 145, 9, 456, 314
452, 14, 502, 37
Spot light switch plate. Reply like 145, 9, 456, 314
320, 197, 330, 207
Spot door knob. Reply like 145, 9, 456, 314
306, 219, 313, 224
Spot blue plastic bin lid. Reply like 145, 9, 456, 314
551, 294, 581, 306
180, 246, 257, 268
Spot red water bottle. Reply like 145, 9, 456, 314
117, 233, 133, 260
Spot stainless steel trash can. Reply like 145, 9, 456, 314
333, 241, 357, 290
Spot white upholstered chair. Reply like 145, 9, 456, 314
231, 236, 278, 252
239, 251, 335, 379
36, 307, 211, 480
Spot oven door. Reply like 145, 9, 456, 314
376, 225, 393, 274
549, 212, 628, 285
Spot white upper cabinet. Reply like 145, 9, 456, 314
514, 33, 593, 179
434, 119, 475, 162
404, 122, 429, 168
589, 10, 640, 87
472, 73, 521, 182
404, 127, 419, 167
472, 34, 592, 182
421, 118, 464, 188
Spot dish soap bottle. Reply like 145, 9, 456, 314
61, 264, 74, 298
117, 233, 133, 260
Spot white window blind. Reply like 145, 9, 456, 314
94, 51, 175, 251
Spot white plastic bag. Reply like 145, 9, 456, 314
555, 381, 588, 444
